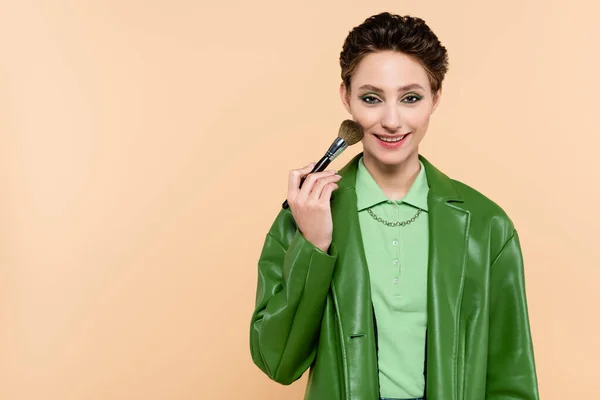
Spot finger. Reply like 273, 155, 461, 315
319, 182, 339, 202
296, 170, 338, 203
308, 174, 342, 203
288, 162, 317, 202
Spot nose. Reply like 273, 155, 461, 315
381, 105, 401, 132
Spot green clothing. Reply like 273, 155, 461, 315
355, 157, 429, 398
250, 152, 539, 400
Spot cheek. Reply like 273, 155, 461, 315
348, 99, 379, 126
404, 108, 433, 132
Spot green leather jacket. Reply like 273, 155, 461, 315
250, 153, 539, 400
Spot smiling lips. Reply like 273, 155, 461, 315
374, 133, 411, 148
376, 134, 407, 142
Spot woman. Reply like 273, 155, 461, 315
249, 12, 539, 400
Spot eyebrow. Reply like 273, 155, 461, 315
358, 84, 425, 93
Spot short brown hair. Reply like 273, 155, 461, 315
340, 12, 449, 94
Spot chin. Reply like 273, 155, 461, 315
365, 147, 416, 168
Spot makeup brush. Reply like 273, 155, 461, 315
282, 119, 364, 209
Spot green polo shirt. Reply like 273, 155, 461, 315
355, 156, 429, 399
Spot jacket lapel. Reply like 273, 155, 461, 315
330, 154, 379, 399
420, 154, 469, 400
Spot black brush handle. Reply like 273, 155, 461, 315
282, 155, 332, 209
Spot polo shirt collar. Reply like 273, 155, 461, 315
355, 156, 429, 212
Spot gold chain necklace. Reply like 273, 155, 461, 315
366, 207, 423, 227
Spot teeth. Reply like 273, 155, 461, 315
378, 135, 405, 142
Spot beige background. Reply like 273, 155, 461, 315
1, 1, 598, 399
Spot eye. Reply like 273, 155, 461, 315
402, 94, 423, 104
360, 95, 382, 105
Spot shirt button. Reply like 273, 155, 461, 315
393, 278, 399, 284
392, 239, 398, 246
394, 259, 399, 265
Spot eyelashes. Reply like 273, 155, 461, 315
359, 95, 381, 104
402, 94, 423, 104
359, 93, 423, 105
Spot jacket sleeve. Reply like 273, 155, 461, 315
486, 229, 540, 400
249, 209, 338, 385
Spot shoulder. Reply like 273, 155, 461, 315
452, 178, 511, 221
421, 153, 516, 237
450, 178, 516, 250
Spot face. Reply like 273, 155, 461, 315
340, 50, 441, 168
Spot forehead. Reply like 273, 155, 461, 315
351, 51, 431, 90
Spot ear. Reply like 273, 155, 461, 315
339, 82, 351, 114
431, 87, 442, 114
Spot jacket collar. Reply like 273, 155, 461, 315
331, 152, 469, 400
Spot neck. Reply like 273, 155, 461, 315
362, 150, 421, 201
